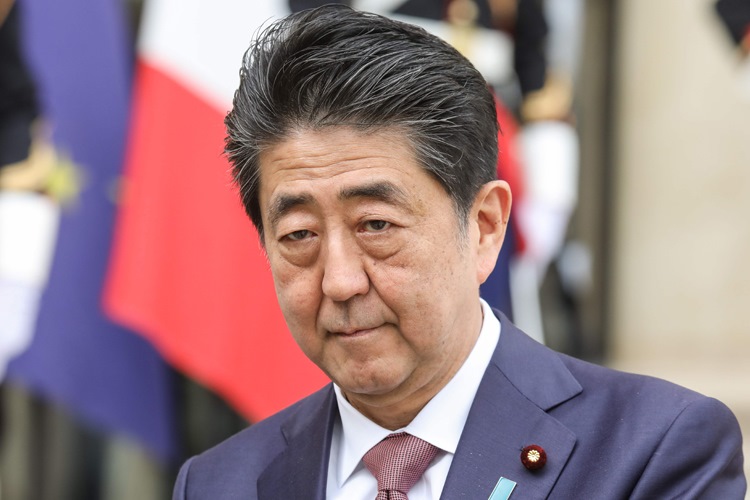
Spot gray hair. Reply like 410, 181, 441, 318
225, 4, 499, 241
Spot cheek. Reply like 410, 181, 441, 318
274, 274, 324, 362
370, 247, 451, 319
271, 260, 321, 328
380, 240, 471, 324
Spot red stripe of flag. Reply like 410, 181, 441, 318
105, 60, 328, 421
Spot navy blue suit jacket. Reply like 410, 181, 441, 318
173, 312, 746, 499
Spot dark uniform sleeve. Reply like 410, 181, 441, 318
0, 3, 39, 168
513, 0, 548, 96
715, 0, 750, 46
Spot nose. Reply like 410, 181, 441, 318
321, 234, 370, 302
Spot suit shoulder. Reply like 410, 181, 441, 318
205, 387, 329, 457
546, 353, 745, 497
558, 352, 708, 409
495, 314, 735, 423
174, 385, 333, 499
553, 351, 742, 450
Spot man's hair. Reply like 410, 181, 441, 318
225, 4, 499, 240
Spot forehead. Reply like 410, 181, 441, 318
259, 126, 417, 180
257, 127, 447, 218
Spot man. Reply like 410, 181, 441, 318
173, 5, 745, 499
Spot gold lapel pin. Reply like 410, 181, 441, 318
521, 444, 546, 471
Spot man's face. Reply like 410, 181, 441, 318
258, 127, 502, 426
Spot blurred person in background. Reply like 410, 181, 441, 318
173, 6, 745, 499
0, 0, 58, 384
715, 0, 750, 97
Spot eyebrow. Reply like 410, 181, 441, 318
266, 181, 411, 232
338, 181, 410, 207
267, 192, 315, 232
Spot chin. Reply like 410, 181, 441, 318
338, 371, 406, 399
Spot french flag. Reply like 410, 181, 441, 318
105, 0, 329, 422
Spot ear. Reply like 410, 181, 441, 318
471, 180, 512, 284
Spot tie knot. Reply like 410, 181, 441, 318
363, 433, 439, 499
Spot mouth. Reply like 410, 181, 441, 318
330, 325, 382, 337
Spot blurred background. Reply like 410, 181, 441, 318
1, 0, 748, 498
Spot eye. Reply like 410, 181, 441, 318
361, 220, 391, 232
285, 229, 313, 241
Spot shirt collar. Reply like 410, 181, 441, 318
332, 299, 501, 487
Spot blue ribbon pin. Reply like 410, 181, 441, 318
488, 477, 517, 500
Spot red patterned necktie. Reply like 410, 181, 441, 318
362, 432, 440, 500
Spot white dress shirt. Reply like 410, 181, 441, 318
326, 299, 501, 499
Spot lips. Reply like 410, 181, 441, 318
320, 310, 394, 337
332, 326, 378, 336
325, 322, 387, 337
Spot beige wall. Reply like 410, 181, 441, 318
610, 0, 750, 476
612, 0, 750, 361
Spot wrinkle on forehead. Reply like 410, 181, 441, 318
264, 151, 407, 180
262, 126, 414, 175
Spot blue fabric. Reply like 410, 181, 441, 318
7, 0, 175, 461
173, 312, 746, 499
480, 218, 516, 320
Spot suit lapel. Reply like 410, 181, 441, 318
441, 313, 582, 500
256, 385, 338, 500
